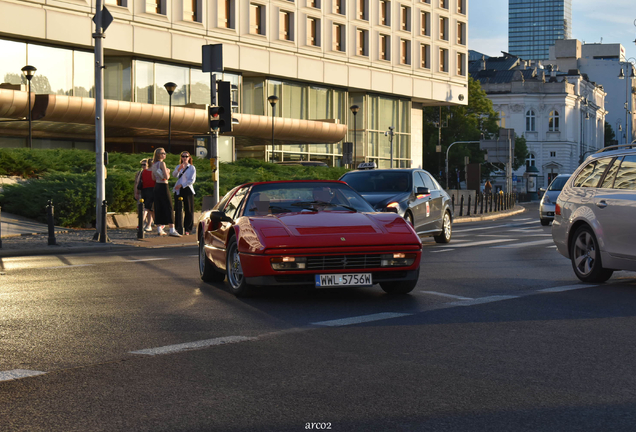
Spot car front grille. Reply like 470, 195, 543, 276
306, 254, 383, 271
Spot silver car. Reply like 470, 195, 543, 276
539, 174, 570, 226
552, 145, 636, 282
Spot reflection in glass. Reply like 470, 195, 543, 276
282, 81, 307, 119
0, 39, 27, 85
156, 63, 189, 105
243, 77, 265, 115
73, 51, 95, 98
268, 80, 283, 117
614, 155, 636, 190
135, 60, 154, 104
309, 86, 332, 119
190, 69, 211, 105
28, 44, 72, 95
105, 57, 132, 101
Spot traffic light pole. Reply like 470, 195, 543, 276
209, 73, 219, 206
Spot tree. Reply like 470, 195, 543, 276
421, 76, 499, 188
604, 121, 616, 147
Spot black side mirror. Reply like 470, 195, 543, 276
211, 210, 233, 224
416, 187, 430, 195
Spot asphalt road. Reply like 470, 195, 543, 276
2, 208, 636, 431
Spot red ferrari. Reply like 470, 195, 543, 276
197, 180, 422, 296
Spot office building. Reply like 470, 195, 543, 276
508, 0, 572, 61
0, 0, 469, 167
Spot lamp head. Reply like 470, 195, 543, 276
350, 105, 359, 115
268, 95, 279, 107
619, 68, 625, 79
164, 82, 177, 95
21, 65, 37, 81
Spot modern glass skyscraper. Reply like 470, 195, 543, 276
508, 0, 572, 61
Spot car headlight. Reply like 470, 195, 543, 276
271, 256, 307, 270
380, 253, 417, 267
543, 194, 551, 205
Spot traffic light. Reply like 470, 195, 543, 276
217, 81, 232, 133
208, 105, 225, 131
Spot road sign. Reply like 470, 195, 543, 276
92, 6, 113, 31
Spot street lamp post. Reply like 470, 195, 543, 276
350, 105, 359, 166
445, 141, 480, 191
268, 95, 279, 162
164, 82, 177, 153
386, 126, 394, 168
618, 59, 636, 145
21, 65, 36, 149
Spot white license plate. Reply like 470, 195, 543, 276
315, 273, 372, 287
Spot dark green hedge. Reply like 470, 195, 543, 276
0, 148, 349, 227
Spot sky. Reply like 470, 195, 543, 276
469, 0, 636, 63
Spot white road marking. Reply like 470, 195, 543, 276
450, 295, 518, 306
538, 284, 597, 293
430, 249, 453, 253
0, 369, 46, 382
421, 291, 473, 300
129, 336, 257, 356
512, 218, 531, 221
445, 239, 516, 248
311, 312, 412, 327
41, 264, 95, 270
126, 258, 169, 262
546, 245, 557, 248
491, 239, 555, 248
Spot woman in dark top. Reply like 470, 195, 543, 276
151, 148, 181, 237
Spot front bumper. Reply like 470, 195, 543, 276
246, 269, 420, 287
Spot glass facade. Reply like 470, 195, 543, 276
508, 0, 572, 61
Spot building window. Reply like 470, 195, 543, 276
400, 39, 411, 65
308, 0, 320, 9
457, 22, 466, 45
308, 17, 321, 46
550, 151, 557, 157
358, 0, 368, 20
420, 43, 430, 68
221, 0, 235, 28
457, 0, 465, 14
184, 0, 201, 21
357, 29, 368, 56
420, 12, 429, 36
526, 153, 536, 169
439, 0, 447, 9
279, 11, 293, 40
526, 109, 536, 132
379, 0, 390, 26
439, 47, 448, 72
549, 110, 560, 131
250, 4, 265, 35
457, 52, 465, 75
400, 5, 411, 31
439, 17, 448, 41
146, 0, 164, 14
333, 24, 345, 52
498, 110, 506, 128
334, 0, 345, 14
105, 0, 125, 6
379, 34, 390, 60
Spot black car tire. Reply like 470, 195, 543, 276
570, 225, 613, 283
199, 237, 225, 283
434, 211, 452, 244
226, 236, 254, 297
540, 218, 550, 226
404, 212, 414, 226
380, 269, 419, 294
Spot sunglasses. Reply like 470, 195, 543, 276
181, 155, 190, 158
159, 152, 166, 155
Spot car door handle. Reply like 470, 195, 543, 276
596, 200, 608, 209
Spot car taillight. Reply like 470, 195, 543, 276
555, 203, 561, 215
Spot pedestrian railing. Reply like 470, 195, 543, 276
450, 192, 517, 218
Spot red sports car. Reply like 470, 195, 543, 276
197, 180, 422, 296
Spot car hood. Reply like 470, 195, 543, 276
544, 190, 562, 202
239, 211, 421, 252
358, 192, 410, 209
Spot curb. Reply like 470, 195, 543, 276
454, 205, 526, 224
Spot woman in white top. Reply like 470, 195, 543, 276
151, 148, 181, 237
172, 152, 197, 235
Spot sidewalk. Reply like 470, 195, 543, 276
0, 204, 527, 258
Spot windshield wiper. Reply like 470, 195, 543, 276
290, 201, 358, 212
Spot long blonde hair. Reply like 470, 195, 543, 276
151, 147, 165, 166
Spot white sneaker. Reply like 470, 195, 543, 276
169, 230, 182, 237
157, 228, 167, 236
144, 224, 152, 232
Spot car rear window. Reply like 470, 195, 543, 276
572, 158, 612, 188
613, 155, 636, 190
547, 176, 570, 191
341, 171, 411, 193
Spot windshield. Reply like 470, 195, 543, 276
243, 182, 375, 216
341, 171, 411, 193
548, 176, 570, 191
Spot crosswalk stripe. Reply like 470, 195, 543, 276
445, 239, 515, 248
491, 239, 555, 248
311, 312, 412, 327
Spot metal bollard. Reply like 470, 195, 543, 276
467, 195, 471, 216
474, 193, 478, 215
100, 200, 108, 243
451, 194, 455, 213
46, 200, 57, 246
489, 194, 493, 212
137, 199, 145, 239
480, 193, 484, 214
0, 205, 3, 249
175, 196, 184, 235
459, 195, 464, 216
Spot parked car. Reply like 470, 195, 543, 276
552, 145, 636, 282
539, 174, 571, 226
339, 167, 453, 243
197, 180, 422, 296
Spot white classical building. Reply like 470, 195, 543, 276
471, 54, 606, 190
0, 0, 469, 167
